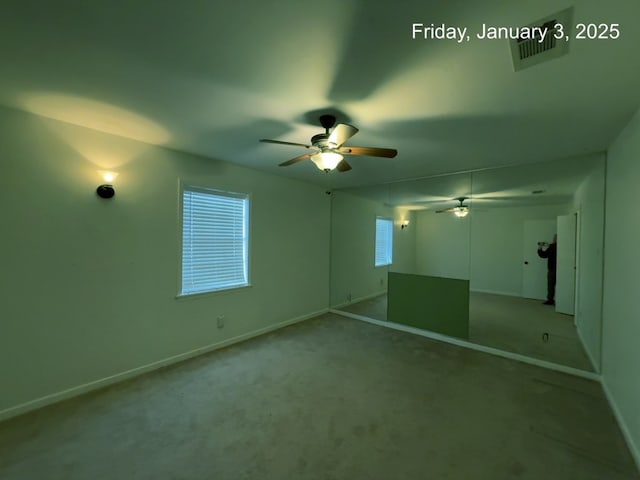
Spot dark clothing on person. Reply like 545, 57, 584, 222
538, 242, 557, 303
537, 243, 557, 271
546, 269, 556, 304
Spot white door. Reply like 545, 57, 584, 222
556, 214, 577, 315
522, 220, 556, 299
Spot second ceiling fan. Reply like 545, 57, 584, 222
436, 197, 470, 217
260, 114, 397, 172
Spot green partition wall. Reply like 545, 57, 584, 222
387, 273, 469, 339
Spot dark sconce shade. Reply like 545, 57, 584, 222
96, 170, 118, 198
96, 184, 115, 199
97, 171, 118, 199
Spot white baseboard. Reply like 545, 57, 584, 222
0, 308, 328, 422
470, 288, 522, 298
331, 290, 386, 310
331, 309, 600, 382
601, 378, 640, 474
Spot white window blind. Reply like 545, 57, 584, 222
181, 186, 249, 295
375, 217, 393, 267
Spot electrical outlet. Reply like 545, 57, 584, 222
380, 278, 384, 286
347, 293, 352, 302
217, 314, 225, 329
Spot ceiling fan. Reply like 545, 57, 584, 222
436, 197, 470, 217
260, 114, 397, 172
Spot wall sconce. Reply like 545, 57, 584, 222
97, 171, 118, 199
401, 220, 410, 230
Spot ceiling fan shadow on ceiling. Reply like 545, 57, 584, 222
259, 114, 397, 172
436, 197, 470, 217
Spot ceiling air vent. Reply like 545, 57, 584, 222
510, 7, 573, 71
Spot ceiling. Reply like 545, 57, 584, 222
337, 153, 602, 210
1, 0, 638, 191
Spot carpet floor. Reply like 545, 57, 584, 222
339, 292, 594, 371
0, 313, 636, 479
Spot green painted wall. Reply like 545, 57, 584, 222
571, 159, 606, 372
387, 272, 469, 339
329, 192, 416, 308
602, 106, 640, 466
0, 106, 331, 415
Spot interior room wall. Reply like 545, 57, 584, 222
602, 107, 640, 467
571, 158, 605, 371
391, 209, 417, 275
468, 204, 570, 296
329, 191, 392, 307
414, 210, 471, 280
0, 106, 330, 417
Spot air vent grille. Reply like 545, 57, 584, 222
510, 7, 573, 71
517, 20, 557, 60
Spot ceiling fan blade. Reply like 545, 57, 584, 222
279, 153, 313, 167
336, 159, 352, 172
328, 123, 358, 147
338, 146, 398, 158
260, 139, 311, 148
435, 207, 456, 213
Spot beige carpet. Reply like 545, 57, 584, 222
469, 292, 593, 371
0, 314, 636, 479
339, 292, 594, 371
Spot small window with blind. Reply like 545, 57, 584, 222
180, 185, 249, 296
374, 217, 393, 267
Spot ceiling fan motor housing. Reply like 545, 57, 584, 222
319, 114, 337, 131
311, 133, 330, 149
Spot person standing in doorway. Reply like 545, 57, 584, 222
537, 234, 557, 305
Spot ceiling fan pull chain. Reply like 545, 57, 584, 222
325, 169, 333, 195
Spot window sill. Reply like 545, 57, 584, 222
176, 284, 253, 301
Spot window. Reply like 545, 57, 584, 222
180, 186, 249, 295
374, 217, 393, 267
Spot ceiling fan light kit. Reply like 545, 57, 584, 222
454, 207, 469, 218
311, 151, 343, 171
260, 114, 397, 173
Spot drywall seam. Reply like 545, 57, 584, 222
601, 378, 640, 474
0, 308, 328, 422
331, 309, 600, 382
